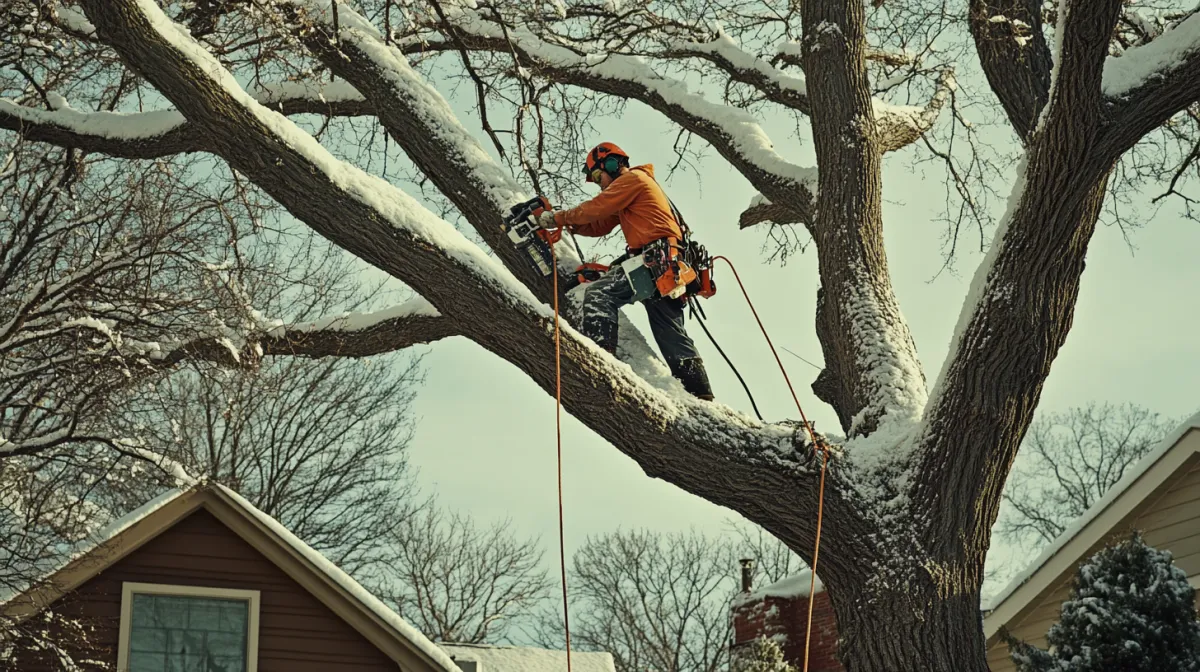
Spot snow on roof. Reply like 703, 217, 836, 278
214, 486, 461, 672
439, 643, 616, 672
0, 486, 186, 605
982, 409, 1200, 612
2, 483, 461, 671
732, 569, 824, 607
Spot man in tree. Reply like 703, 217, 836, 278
8, 1, 1200, 668
537, 142, 714, 400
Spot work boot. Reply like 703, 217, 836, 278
671, 357, 714, 401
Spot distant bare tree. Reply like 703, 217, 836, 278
0, 139, 431, 660
381, 505, 552, 644
730, 520, 806, 587
999, 403, 1176, 546
537, 529, 737, 672
108, 353, 425, 577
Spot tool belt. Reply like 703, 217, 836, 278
567, 235, 716, 302
631, 237, 694, 301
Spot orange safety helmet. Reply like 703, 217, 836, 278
583, 142, 630, 181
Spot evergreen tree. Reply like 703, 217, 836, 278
732, 637, 798, 672
1007, 533, 1200, 671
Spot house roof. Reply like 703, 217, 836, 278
439, 643, 617, 672
732, 568, 824, 608
982, 409, 1200, 639
1, 483, 461, 672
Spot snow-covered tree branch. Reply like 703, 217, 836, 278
0, 82, 375, 160
67, 1, 833, 553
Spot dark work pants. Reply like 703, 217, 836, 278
577, 266, 700, 365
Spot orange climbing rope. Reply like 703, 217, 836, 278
713, 256, 831, 672
550, 244, 573, 672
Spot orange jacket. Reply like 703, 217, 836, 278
553, 164, 683, 250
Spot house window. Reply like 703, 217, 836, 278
117, 582, 260, 672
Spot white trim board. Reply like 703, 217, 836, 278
116, 581, 261, 672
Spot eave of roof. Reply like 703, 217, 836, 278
981, 409, 1200, 637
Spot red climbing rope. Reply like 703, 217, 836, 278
713, 256, 831, 672
550, 243, 573, 672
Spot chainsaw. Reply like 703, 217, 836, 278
501, 196, 555, 277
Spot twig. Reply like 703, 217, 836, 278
430, 0, 507, 159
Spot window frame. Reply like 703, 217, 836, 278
117, 581, 261, 672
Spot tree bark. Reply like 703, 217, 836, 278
831, 583, 988, 672
801, 0, 926, 434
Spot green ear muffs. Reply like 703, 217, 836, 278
603, 155, 621, 176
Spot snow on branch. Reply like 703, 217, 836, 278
1103, 10, 1200, 97
438, 9, 818, 226
671, 33, 949, 153
0, 98, 201, 159
0, 82, 374, 160
667, 33, 810, 112
286, 0, 529, 213
279, 0, 587, 290
872, 69, 956, 153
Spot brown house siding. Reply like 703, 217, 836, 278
9, 508, 398, 672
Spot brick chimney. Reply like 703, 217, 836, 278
731, 570, 843, 672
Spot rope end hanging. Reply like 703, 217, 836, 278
550, 243, 573, 672
712, 255, 831, 672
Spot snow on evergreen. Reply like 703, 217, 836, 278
1006, 533, 1200, 671
732, 637, 798, 672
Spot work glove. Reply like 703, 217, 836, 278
535, 210, 559, 229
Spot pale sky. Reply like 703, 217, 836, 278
380, 67, 1200, 600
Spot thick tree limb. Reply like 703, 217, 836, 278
873, 69, 957, 153
801, 0, 927, 436
1099, 12, 1200, 161
74, 0, 875, 586
738, 196, 808, 230
967, 0, 1053, 140
154, 300, 458, 367
0, 84, 374, 159
1045, 0, 1125, 114
912, 0, 1126, 597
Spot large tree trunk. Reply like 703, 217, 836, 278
832, 584, 988, 671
